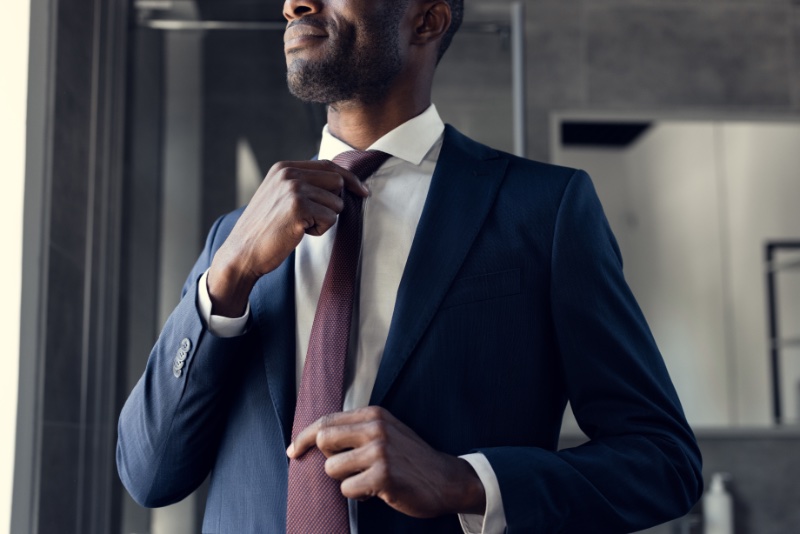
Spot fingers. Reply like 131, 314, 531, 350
297, 201, 339, 237
270, 160, 369, 198
286, 407, 467, 517
269, 161, 369, 238
294, 181, 345, 221
323, 160, 370, 198
316, 421, 388, 457
287, 407, 395, 458
290, 184, 344, 236
339, 465, 384, 501
323, 438, 385, 482
209, 159, 370, 293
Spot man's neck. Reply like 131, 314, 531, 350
326, 90, 432, 151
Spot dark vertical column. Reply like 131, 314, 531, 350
117, 26, 165, 534
13, 0, 130, 532
36, 0, 96, 530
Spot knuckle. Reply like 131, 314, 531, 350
365, 406, 384, 420
316, 426, 332, 445
288, 195, 303, 214
373, 458, 390, 482
319, 413, 336, 429
316, 220, 333, 235
370, 420, 388, 439
323, 457, 337, 476
269, 161, 287, 174
370, 439, 389, 462
340, 486, 356, 500
287, 178, 304, 194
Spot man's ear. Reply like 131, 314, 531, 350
410, 1, 451, 47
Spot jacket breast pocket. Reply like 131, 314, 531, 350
440, 268, 521, 309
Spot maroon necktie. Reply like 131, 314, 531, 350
286, 150, 391, 534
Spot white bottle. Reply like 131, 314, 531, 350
703, 472, 733, 534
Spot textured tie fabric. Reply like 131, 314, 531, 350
286, 150, 391, 534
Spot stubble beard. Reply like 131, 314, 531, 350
286, 14, 404, 106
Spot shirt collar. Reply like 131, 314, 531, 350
318, 104, 445, 166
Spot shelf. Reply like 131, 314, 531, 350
774, 338, 800, 350
766, 241, 800, 425
768, 256, 800, 273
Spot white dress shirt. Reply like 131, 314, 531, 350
197, 105, 506, 534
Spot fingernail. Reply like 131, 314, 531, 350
362, 183, 371, 196
286, 443, 294, 457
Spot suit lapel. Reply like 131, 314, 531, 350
251, 252, 296, 447
369, 126, 509, 406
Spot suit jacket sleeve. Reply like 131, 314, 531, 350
116, 213, 255, 507
477, 170, 703, 533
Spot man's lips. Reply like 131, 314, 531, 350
284, 23, 329, 49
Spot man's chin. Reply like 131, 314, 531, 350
287, 82, 342, 105
286, 68, 354, 105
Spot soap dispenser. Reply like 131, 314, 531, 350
703, 472, 733, 534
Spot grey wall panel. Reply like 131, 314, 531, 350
793, 6, 800, 109
434, 28, 514, 155
585, 5, 793, 107
524, 5, 584, 161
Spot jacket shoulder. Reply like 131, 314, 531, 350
443, 124, 582, 186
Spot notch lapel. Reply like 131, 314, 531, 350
369, 126, 509, 406
251, 252, 296, 447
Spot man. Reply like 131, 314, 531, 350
117, 0, 703, 532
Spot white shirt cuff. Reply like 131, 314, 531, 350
197, 270, 250, 338
458, 453, 507, 534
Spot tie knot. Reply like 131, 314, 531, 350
332, 150, 391, 182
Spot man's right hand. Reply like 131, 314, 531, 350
206, 160, 369, 318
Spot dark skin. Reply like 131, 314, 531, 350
207, 0, 487, 518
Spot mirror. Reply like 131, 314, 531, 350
552, 114, 800, 429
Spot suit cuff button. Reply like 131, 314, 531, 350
174, 338, 192, 377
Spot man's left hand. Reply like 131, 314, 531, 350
287, 406, 486, 519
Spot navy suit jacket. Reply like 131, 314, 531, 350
117, 126, 703, 533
